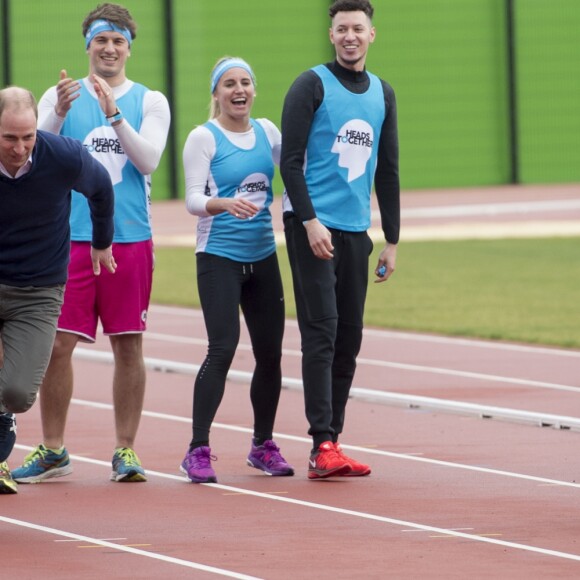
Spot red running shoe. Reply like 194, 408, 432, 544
334, 443, 371, 476
308, 441, 351, 479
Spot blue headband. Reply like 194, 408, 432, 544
85, 19, 132, 48
210, 59, 255, 93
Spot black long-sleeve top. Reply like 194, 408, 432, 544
280, 60, 400, 244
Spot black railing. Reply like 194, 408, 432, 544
163, 0, 178, 199
506, 0, 519, 184
1, 0, 10, 87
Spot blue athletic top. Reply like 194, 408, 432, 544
304, 64, 385, 232
62, 80, 150, 242
196, 119, 277, 262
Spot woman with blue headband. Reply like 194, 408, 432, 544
181, 56, 294, 483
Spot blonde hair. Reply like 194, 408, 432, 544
208, 56, 256, 120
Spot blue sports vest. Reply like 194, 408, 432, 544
196, 120, 276, 262
62, 79, 150, 242
305, 65, 385, 231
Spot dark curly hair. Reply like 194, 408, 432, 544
82, 3, 137, 40
329, 0, 374, 19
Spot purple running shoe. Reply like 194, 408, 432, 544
180, 446, 217, 483
247, 439, 294, 476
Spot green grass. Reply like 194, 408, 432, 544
152, 238, 580, 349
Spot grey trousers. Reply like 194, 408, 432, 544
0, 284, 64, 414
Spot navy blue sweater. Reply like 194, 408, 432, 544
0, 130, 114, 287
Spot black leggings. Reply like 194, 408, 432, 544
191, 252, 285, 448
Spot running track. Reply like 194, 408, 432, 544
2, 185, 580, 579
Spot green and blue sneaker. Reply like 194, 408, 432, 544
111, 447, 147, 482
12, 444, 73, 483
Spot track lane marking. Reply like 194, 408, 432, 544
78, 342, 580, 395
11, 426, 580, 565
73, 349, 580, 431
0, 516, 262, 579
10, 471, 579, 563
72, 404, 580, 487
148, 305, 580, 359
395, 199, 580, 219
17, 409, 580, 489
7, 450, 580, 564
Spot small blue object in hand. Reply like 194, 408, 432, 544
377, 265, 386, 277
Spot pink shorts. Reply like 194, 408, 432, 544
58, 240, 154, 343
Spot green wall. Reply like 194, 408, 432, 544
2, 0, 579, 198
367, 0, 510, 188
516, 0, 580, 184
172, 0, 330, 198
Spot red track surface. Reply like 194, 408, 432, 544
2, 185, 580, 579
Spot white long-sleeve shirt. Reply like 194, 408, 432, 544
38, 78, 170, 176
183, 118, 281, 217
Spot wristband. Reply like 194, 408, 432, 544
106, 108, 123, 124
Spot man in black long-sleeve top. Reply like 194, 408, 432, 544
0, 86, 116, 493
280, 0, 400, 479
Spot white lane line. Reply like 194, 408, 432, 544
148, 304, 580, 359
354, 357, 580, 393
0, 516, 261, 579
156, 221, 580, 246
73, 349, 580, 432
54, 403, 580, 489
147, 332, 208, 346
351, 389, 580, 430
186, 485, 580, 563
55, 537, 127, 542
401, 528, 474, 533
140, 334, 580, 394
395, 221, 580, 242
362, 328, 580, 359
6, 452, 580, 564
395, 199, 580, 220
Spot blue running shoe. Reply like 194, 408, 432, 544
12, 444, 73, 483
247, 439, 294, 476
111, 447, 147, 482
180, 446, 217, 483
0, 461, 18, 494
0, 413, 16, 463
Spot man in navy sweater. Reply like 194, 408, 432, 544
0, 86, 116, 494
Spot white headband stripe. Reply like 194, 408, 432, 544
210, 59, 255, 93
